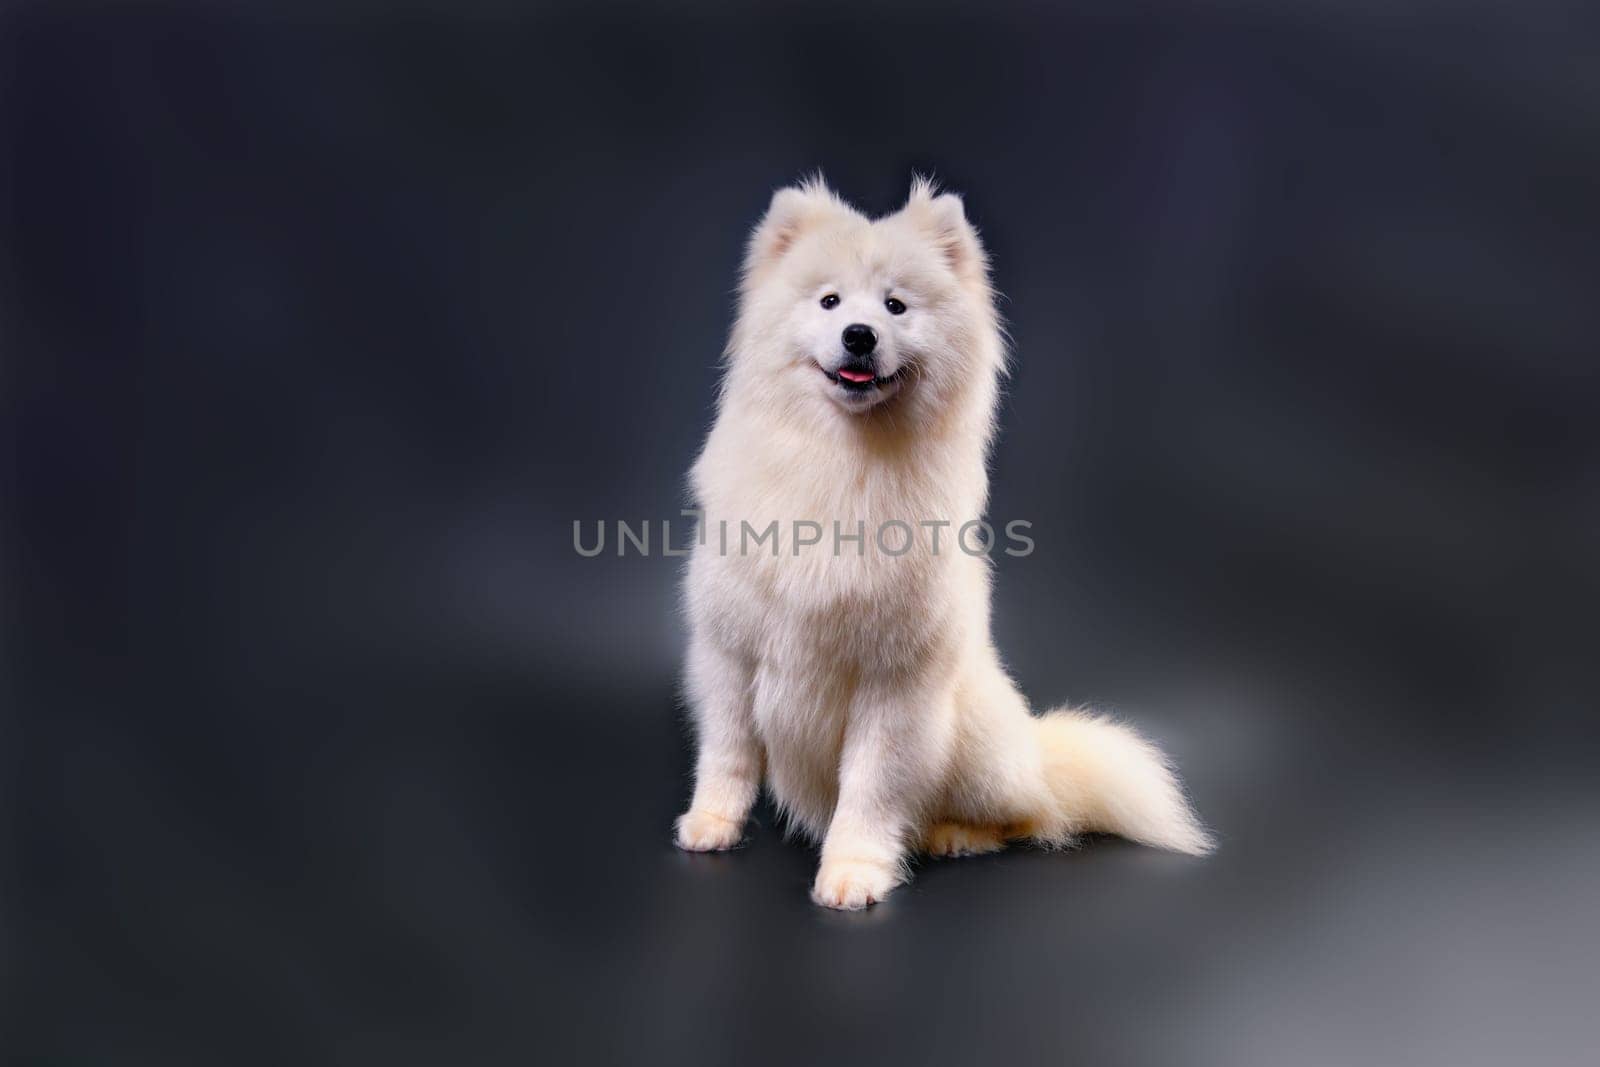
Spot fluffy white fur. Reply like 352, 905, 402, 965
675, 177, 1212, 909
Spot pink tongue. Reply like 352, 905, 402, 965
838, 368, 874, 383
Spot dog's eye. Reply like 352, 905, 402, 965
885, 297, 907, 315
820, 294, 840, 310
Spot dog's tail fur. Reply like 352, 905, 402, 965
1030, 709, 1214, 855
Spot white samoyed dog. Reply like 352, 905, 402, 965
675, 177, 1212, 909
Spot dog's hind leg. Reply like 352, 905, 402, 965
921, 821, 1009, 858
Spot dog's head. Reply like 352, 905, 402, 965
726, 177, 1003, 425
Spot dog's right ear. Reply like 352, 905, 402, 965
744, 179, 840, 278
903, 176, 989, 289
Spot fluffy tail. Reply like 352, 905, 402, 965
1032, 709, 1214, 855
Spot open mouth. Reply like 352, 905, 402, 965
818, 362, 906, 393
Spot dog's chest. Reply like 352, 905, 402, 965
690, 428, 975, 662
693, 509, 954, 674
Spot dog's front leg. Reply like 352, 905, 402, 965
675, 633, 760, 852
811, 678, 951, 910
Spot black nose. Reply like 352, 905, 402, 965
842, 323, 877, 356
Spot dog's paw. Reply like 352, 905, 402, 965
674, 809, 745, 852
923, 822, 1007, 858
811, 858, 899, 910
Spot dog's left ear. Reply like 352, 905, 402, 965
744, 178, 845, 281
904, 177, 988, 287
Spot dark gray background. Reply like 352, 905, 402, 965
6, 2, 1599, 1064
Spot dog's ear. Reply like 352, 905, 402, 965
904, 177, 988, 287
745, 178, 841, 278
